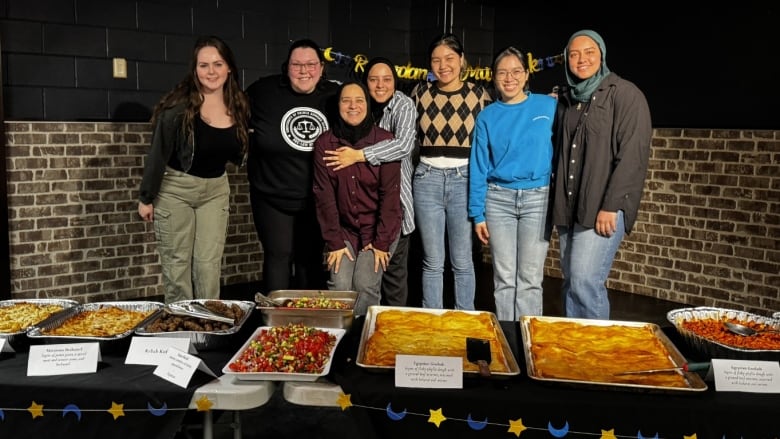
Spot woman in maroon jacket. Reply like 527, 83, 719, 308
312, 82, 402, 315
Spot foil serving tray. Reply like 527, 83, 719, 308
27, 301, 163, 347
667, 306, 780, 361
0, 299, 80, 350
134, 299, 254, 351
520, 315, 707, 393
356, 305, 520, 378
256, 290, 358, 330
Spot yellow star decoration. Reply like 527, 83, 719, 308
508, 418, 527, 437
195, 395, 213, 412
107, 401, 125, 420
683, 435, 697, 439
27, 401, 44, 419
600, 429, 617, 439
428, 408, 446, 428
337, 392, 352, 411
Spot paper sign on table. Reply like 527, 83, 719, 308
27, 343, 101, 376
0, 338, 15, 353
395, 354, 463, 389
712, 358, 780, 393
153, 346, 216, 388
126, 336, 196, 365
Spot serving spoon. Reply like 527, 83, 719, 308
723, 321, 780, 337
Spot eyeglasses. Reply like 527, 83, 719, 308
494, 69, 526, 80
289, 61, 321, 71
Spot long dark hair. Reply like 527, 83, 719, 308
150, 35, 249, 154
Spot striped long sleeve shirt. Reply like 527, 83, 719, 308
363, 90, 417, 236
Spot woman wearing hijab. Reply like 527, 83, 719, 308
321, 57, 417, 307
552, 29, 652, 319
312, 81, 402, 315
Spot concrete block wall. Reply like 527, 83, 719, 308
6, 123, 779, 314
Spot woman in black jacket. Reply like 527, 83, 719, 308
138, 35, 249, 303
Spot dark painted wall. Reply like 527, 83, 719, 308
1, 0, 776, 129
494, 5, 777, 130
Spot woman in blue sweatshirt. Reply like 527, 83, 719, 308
468, 46, 556, 321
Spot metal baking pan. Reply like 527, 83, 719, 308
356, 305, 520, 378
134, 299, 254, 350
667, 307, 780, 361
0, 299, 79, 350
27, 301, 163, 349
520, 315, 707, 393
256, 290, 358, 330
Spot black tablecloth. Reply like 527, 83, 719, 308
330, 317, 780, 439
0, 318, 257, 439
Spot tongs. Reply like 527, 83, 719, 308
254, 292, 282, 307
164, 302, 234, 324
615, 361, 710, 376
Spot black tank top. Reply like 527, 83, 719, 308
170, 116, 242, 178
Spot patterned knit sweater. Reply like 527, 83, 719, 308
411, 81, 492, 158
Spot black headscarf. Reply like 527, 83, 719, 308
361, 57, 398, 124
332, 81, 375, 146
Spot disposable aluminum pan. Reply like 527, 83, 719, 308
256, 290, 358, 330
26, 301, 163, 350
667, 306, 780, 361
0, 299, 79, 350
134, 299, 254, 350
520, 315, 708, 393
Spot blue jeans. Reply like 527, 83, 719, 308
486, 184, 550, 321
557, 210, 625, 319
413, 164, 475, 310
329, 237, 399, 316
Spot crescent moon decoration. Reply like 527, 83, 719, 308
637, 431, 659, 439
466, 414, 488, 431
147, 402, 168, 417
548, 421, 570, 437
62, 404, 82, 421
385, 403, 407, 421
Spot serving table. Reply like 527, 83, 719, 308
329, 317, 780, 439
0, 311, 271, 439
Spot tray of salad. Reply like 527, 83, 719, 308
223, 323, 345, 381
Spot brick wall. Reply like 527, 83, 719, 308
5, 123, 779, 313
5, 121, 261, 302
540, 128, 780, 314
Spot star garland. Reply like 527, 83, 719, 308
335, 392, 703, 439
0, 396, 216, 422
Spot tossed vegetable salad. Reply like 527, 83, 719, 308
228, 323, 337, 373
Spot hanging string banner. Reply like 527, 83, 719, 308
322, 47, 564, 83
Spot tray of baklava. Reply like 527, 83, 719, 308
27, 301, 163, 347
520, 315, 707, 393
356, 306, 520, 377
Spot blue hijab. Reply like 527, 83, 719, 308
564, 29, 610, 103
